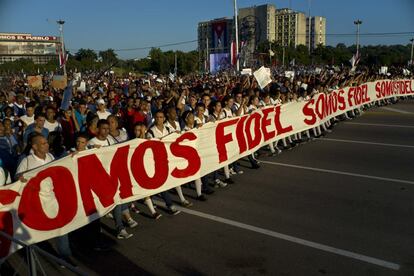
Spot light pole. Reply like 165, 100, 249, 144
57, 20, 67, 76
174, 51, 177, 76
410, 38, 414, 65
308, 0, 311, 54
354, 19, 362, 54
233, 0, 240, 72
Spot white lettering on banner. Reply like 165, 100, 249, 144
0, 79, 413, 257
0, 35, 57, 41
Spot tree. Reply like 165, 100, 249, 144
99, 49, 118, 65
75, 48, 98, 62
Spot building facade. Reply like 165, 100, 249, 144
238, 4, 275, 66
0, 33, 60, 64
274, 8, 307, 47
197, 3, 326, 68
307, 16, 326, 50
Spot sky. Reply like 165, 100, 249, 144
1, 0, 413, 59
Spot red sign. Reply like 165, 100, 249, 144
0, 35, 58, 41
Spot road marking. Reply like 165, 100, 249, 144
259, 160, 414, 186
381, 107, 413, 114
318, 138, 414, 149
154, 201, 400, 271
345, 122, 414, 129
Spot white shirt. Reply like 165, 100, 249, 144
194, 115, 207, 125
221, 107, 234, 118
0, 168, 11, 186
110, 129, 128, 143
16, 153, 55, 175
165, 120, 181, 133
88, 136, 117, 147
148, 125, 170, 139
208, 112, 225, 122
20, 115, 34, 126
44, 120, 62, 132
96, 110, 112, 120
247, 105, 258, 113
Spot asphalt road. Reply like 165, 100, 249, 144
3, 99, 414, 276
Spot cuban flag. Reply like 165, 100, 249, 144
350, 51, 360, 68
230, 41, 237, 66
58, 43, 68, 68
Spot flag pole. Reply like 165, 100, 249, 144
233, 0, 240, 72
57, 20, 67, 76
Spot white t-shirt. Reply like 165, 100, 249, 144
148, 125, 170, 139
194, 116, 207, 125
20, 115, 34, 126
16, 153, 55, 175
44, 120, 62, 133
110, 129, 128, 143
247, 105, 258, 113
97, 110, 112, 120
165, 120, 181, 133
0, 168, 11, 186
88, 136, 117, 147
208, 112, 225, 122
221, 107, 234, 118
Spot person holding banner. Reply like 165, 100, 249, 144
108, 115, 128, 143
179, 109, 214, 201
130, 122, 162, 219
194, 103, 208, 127
87, 119, 138, 239
148, 110, 192, 208
16, 133, 77, 267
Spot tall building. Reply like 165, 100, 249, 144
307, 16, 326, 50
0, 33, 60, 64
238, 4, 276, 66
274, 8, 307, 47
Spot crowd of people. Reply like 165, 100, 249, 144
0, 64, 411, 267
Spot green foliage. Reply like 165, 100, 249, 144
0, 44, 411, 75
75, 48, 98, 62
99, 49, 118, 65
256, 41, 413, 67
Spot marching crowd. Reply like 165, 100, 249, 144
0, 64, 411, 266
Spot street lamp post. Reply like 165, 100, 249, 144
233, 0, 240, 72
57, 20, 67, 76
354, 19, 362, 54
410, 38, 414, 65
308, 0, 311, 54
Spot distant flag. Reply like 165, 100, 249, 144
60, 80, 73, 111
349, 50, 360, 70
230, 41, 237, 66
58, 43, 68, 68
59, 51, 68, 68
169, 72, 175, 82
269, 49, 275, 57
